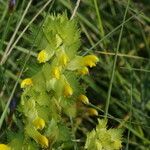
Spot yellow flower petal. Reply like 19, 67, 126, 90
79, 94, 89, 104
64, 84, 73, 97
32, 117, 45, 130
36, 135, 49, 148
37, 50, 49, 63
0, 144, 11, 150
21, 78, 33, 88
52, 67, 60, 79
83, 55, 99, 68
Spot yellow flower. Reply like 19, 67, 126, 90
64, 84, 73, 97
83, 55, 99, 68
21, 78, 33, 88
52, 67, 60, 79
32, 117, 45, 130
59, 53, 69, 66
0, 144, 11, 150
36, 135, 49, 148
78, 67, 89, 75
79, 94, 89, 104
37, 50, 49, 63
87, 108, 98, 116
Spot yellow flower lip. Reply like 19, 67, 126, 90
32, 117, 45, 130
36, 135, 49, 148
0, 144, 11, 150
21, 78, 33, 88
52, 67, 60, 79
37, 50, 49, 63
83, 55, 99, 68
64, 84, 73, 97
79, 94, 89, 104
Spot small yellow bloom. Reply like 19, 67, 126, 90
78, 67, 89, 75
36, 134, 49, 148
79, 94, 89, 104
59, 53, 69, 66
21, 78, 33, 88
32, 117, 45, 130
83, 55, 99, 68
0, 144, 11, 150
64, 84, 73, 97
52, 67, 60, 79
87, 108, 98, 116
37, 50, 49, 63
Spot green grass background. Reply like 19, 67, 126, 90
0, 0, 150, 149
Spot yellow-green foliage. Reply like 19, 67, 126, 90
7, 13, 99, 149
85, 119, 123, 150
0, 13, 124, 150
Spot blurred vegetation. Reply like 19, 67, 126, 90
0, 0, 150, 149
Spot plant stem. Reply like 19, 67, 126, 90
104, 0, 131, 117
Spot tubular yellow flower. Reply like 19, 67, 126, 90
52, 67, 60, 79
79, 94, 89, 104
32, 117, 45, 130
64, 84, 73, 97
83, 55, 99, 68
21, 78, 33, 88
36, 135, 49, 148
37, 50, 49, 63
0, 144, 11, 150
78, 67, 89, 75
59, 53, 69, 66
87, 108, 98, 116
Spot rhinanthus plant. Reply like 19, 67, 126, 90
85, 119, 123, 150
1, 13, 123, 149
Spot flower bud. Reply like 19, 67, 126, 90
21, 78, 33, 88
79, 94, 89, 104
87, 108, 98, 116
64, 84, 73, 97
32, 117, 45, 130
37, 50, 49, 63
36, 134, 49, 148
52, 67, 60, 79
